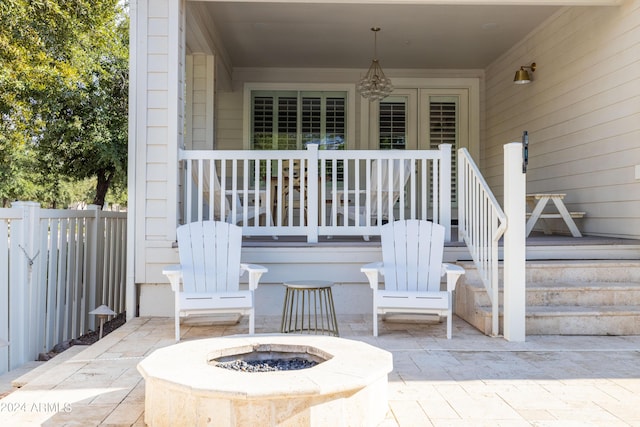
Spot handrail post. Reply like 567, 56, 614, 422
306, 144, 319, 243
457, 150, 465, 243
439, 144, 452, 242
503, 142, 526, 342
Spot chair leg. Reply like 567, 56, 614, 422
249, 309, 255, 335
175, 293, 181, 342
175, 313, 180, 342
373, 311, 378, 336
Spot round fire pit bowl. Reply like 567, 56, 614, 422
137, 334, 393, 427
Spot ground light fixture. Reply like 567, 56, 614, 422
90, 304, 117, 339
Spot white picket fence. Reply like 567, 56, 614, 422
0, 202, 127, 374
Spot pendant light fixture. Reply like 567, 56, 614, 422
357, 27, 393, 101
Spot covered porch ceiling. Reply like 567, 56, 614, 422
186, 0, 621, 70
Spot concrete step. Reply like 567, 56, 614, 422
471, 304, 640, 336
459, 280, 640, 308
458, 260, 640, 286
454, 260, 640, 336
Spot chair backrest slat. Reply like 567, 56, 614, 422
177, 221, 242, 293
381, 220, 444, 292
370, 159, 412, 220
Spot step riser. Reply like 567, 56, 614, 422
460, 308, 640, 336
460, 283, 640, 307
460, 262, 640, 285
454, 260, 640, 336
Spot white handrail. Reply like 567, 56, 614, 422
457, 148, 507, 336
180, 145, 453, 243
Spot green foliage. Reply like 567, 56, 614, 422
0, 0, 128, 208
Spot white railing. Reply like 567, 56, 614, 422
0, 202, 127, 374
180, 145, 452, 243
458, 148, 507, 337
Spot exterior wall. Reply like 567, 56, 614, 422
483, 0, 640, 238
130, 0, 185, 294
185, 54, 214, 150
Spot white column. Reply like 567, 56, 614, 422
503, 143, 526, 342
439, 144, 452, 242
306, 144, 319, 243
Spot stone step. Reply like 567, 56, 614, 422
471, 304, 640, 336
454, 259, 640, 336
458, 280, 640, 308
458, 260, 640, 285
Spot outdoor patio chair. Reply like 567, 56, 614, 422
361, 219, 465, 338
333, 158, 412, 240
281, 159, 309, 225
190, 162, 271, 226
163, 221, 268, 341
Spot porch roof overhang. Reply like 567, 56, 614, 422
187, 0, 622, 74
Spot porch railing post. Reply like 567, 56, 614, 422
306, 144, 319, 243
503, 142, 526, 342
439, 144, 452, 241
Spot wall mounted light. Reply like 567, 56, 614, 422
514, 62, 536, 84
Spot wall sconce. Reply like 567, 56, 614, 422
514, 62, 536, 84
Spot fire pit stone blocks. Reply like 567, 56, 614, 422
138, 334, 393, 426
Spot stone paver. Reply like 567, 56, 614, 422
0, 315, 639, 426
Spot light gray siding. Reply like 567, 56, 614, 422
484, 0, 640, 238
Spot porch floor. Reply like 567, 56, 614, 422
2, 315, 640, 426
241, 231, 640, 247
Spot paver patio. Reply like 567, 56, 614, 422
1, 315, 639, 426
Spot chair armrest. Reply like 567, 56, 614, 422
361, 262, 384, 290
442, 263, 465, 292
162, 265, 182, 292
240, 263, 268, 291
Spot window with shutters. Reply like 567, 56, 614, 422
379, 98, 407, 150
429, 98, 458, 202
251, 91, 346, 150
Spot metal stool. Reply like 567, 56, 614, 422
280, 280, 339, 336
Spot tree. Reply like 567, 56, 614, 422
0, 0, 128, 208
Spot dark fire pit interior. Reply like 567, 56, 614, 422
209, 343, 331, 372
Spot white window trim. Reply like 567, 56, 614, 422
243, 83, 356, 150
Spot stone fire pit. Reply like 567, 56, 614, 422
137, 334, 393, 427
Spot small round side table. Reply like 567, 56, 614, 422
280, 280, 339, 336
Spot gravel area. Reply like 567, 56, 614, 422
216, 357, 318, 372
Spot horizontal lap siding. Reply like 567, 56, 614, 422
483, 0, 640, 238
186, 54, 214, 150
135, 0, 184, 282
216, 92, 243, 149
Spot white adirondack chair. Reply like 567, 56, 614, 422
361, 220, 465, 339
191, 162, 270, 226
163, 221, 267, 341
334, 158, 412, 240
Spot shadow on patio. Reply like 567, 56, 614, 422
1, 315, 640, 426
